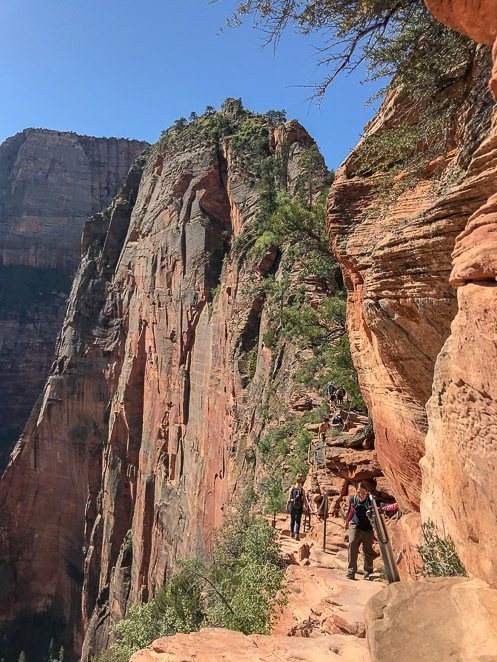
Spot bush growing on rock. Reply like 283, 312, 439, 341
97, 497, 285, 661
417, 521, 467, 578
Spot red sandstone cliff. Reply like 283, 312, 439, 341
0, 130, 146, 468
0, 103, 327, 660
327, 47, 494, 514
419, 0, 497, 587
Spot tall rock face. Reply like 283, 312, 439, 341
0, 105, 326, 660
327, 48, 494, 512
0, 130, 146, 467
420, 0, 497, 587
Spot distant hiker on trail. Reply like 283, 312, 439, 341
318, 417, 330, 442
287, 475, 307, 541
336, 386, 346, 406
331, 412, 343, 427
345, 482, 375, 581
326, 382, 336, 404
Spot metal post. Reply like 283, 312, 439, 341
323, 493, 329, 551
370, 497, 400, 583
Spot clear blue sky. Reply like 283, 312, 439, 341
0, 0, 383, 169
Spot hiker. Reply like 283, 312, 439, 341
326, 381, 336, 404
287, 475, 307, 541
336, 386, 346, 406
331, 412, 343, 427
345, 482, 375, 580
318, 417, 330, 442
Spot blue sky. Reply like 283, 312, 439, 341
0, 0, 383, 169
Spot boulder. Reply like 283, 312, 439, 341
366, 577, 497, 661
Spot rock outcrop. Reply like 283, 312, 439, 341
327, 46, 494, 513
419, 0, 497, 587
0, 130, 146, 468
366, 577, 497, 661
0, 104, 328, 660
130, 628, 369, 662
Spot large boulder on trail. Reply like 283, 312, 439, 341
365, 577, 497, 661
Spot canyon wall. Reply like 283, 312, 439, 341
419, 0, 497, 586
0, 104, 328, 660
0, 130, 146, 468
327, 48, 494, 513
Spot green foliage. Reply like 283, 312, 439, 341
262, 192, 336, 280
122, 529, 133, 553
264, 109, 287, 124
295, 332, 364, 410
223, 1, 477, 201
223, 1, 475, 96
48, 645, 64, 662
203, 512, 285, 634
104, 564, 203, 662
417, 521, 467, 578
246, 344, 259, 381
261, 474, 287, 516
247, 230, 278, 262
287, 428, 312, 480
101, 498, 285, 660
262, 325, 279, 348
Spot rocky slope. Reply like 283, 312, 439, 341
327, 45, 494, 515
0, 102, 332, 660
0, 130, 146, 468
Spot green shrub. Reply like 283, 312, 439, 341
262, 474, 287, 516
417, 521, 467, 578
101, 497, 285, 660
246, 345, 259, 381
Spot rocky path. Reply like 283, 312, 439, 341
132, 514, 385, 661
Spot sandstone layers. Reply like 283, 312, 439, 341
0, 130, 146, 468
0, 104, 326, 660
419, 0, 497, 587
328, 47, 495, 514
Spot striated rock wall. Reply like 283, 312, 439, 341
420, 0, 497, 586
0, 107, 325, 660
327, 48, 494, 513
0, 130, 146, 468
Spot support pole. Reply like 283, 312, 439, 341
323, 493, 329, 551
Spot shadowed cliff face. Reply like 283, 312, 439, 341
419, 0, 497, 587
0, 130, 146, 468
0, 107, 324, 660
327, 48, 494, 513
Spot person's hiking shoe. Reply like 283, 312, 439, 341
346, 573, 355, 580
364, 572, 372, 580
290, 532, 295, 539
296, 534, 300, 541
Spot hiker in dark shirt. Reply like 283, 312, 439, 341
345, 482, 375, 580
326, 382, 336, 405
335, 386, 346, 406
287, 475, 307, 541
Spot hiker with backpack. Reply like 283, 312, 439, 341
287, 475, 307, 541
336, 386, 346, 406
326, 381, 336, 405
345, 482, 376, 580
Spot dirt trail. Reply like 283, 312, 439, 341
271, 513, 384, 653
132, 513, 385, 661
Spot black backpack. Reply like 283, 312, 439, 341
291, 487, 303, 510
